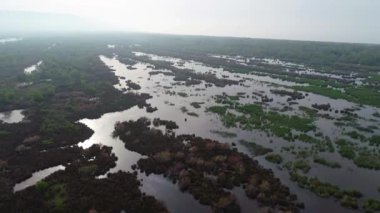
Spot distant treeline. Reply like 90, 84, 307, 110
124, 33, 380, 70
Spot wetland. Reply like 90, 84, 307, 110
1, 34, 380, 212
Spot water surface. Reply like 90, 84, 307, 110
0, 110, 25, 123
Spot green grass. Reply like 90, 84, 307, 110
285, 159, 312, 173
221, 112, 239, 127
238, 104, 263, 115
292, 160, 311, 173
36, 180, 49, 192
78, 164, 98, 176
210, 130, 237, 138
208, 102, 316, 142
313, 157, 341, 168
265, 154, 283, 164
297, 134, 318, 143
34, 181, 68, 211
289, 172, 363, 209
228, 95, 240, 101
336, 139, 356, 159
214, 95, 239, 105
299, 106, 318, 118
363, 199, 380, 213
353, 154, 380, 170
295, 134, 335, 152
207, 106, 228, 115
369, 135, 380, 146
239, 140, 273, 156
47, 183, 67, 211
343, 190, 362, 198
292, 85, 380, 108
293, 85, 350, 100
266, 111, 315, 133
340, 195, 358, 209
335, 139, 380, 170
41, 139, 54, 145
344, 131, 366, 141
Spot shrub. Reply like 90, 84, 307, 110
363, 199, 380, 212
36, 180, 49, 192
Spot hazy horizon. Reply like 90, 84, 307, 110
1, 0, 380, 44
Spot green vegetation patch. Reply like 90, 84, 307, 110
238, 104, 263, 115
190, 102, 204, 109
78, 164, 99, 176
266, 111, 315, 133
344, 131, 366, 141
336, 139, 356, 159
335, 139, 380, 170
313, 157, 341, 168
214, 94, 241, 105
187, 112, 199, 117
296, 134, 334, 153
363, 199, 380, 213
265, 154, 283, 164
210, 130, 237, 138
177, 92, 188, 97
207, 106, 228, 115
47, 183, 68, 211
41, 139, 54, 145
29, 83, 56, 103
340, 195, 359, 209
353, 154, 380, 170
239, 140, 273, 156
289, 172, 362, 209
34, 181, 68, 211
292, 160, 311, 173
40, 110, 82, 136
0, 88, 16, 107
299, 106, 318, 118
369, 135, 380, 146
292, 85, 380, 108
36, 180, 50, 192
208, 102, 316, 143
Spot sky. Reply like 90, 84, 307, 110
1, 0, 380, 44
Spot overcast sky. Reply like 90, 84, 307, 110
1, 0, 380, 43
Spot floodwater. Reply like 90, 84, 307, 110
107, 44, 116, 49
0, 110, 25, 123
17, 50, 380, 212
0, 38, 22, 44
210, 54, 364, 85
24, 61, 43, 74
13, 165, 65, 193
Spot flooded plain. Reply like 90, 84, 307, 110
15, 49, 380, 212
